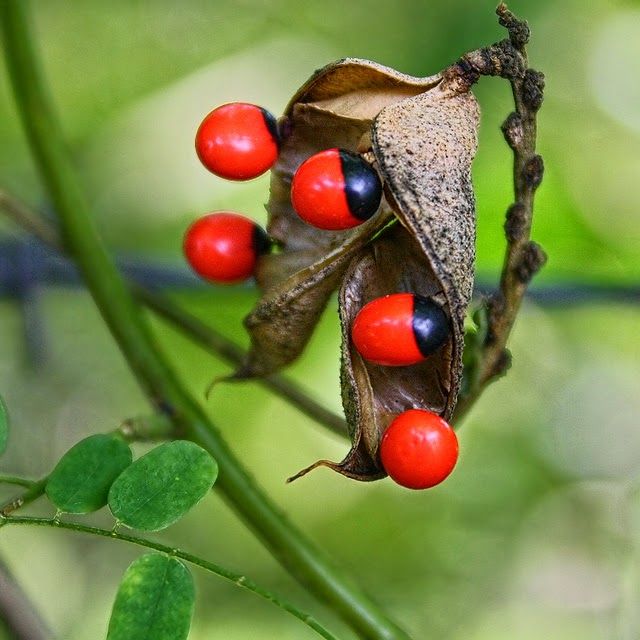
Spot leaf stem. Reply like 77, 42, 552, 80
0, 3, 409, 639
0, 476, 35, 489
0, 477, 47, 516
0, 514, 338, 640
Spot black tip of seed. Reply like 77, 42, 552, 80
339, 150, 382, 221
252, 224, 271, 255
260, 107, 281, 147
412, 296, 450, 358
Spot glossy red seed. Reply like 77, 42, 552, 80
183, 212, 268, 284
195, 103, 279, 180
291, 148, 381, 230
380, 409, 458, 490
351, 293, 424, 366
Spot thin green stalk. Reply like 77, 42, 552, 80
0, 4, 410, 639
0, 477, 47, 516
0, 476, 35, 489
0, 515, 338, 640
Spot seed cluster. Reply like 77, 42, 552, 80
185, 101, 459, 489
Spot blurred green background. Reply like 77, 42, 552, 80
0, 0, 639, 638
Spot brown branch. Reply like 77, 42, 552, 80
0, 191, 62, 251
0, 189, 348, 438
453, 3, 546, 421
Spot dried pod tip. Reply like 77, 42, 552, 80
291, 149, 382, 230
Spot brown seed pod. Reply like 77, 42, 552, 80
234, 60, 440, 378
234, 59, 479, 482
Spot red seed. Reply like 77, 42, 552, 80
183, 212, 269, 284
351, 293, 449, 366
195, 103, 279, 180
380, 409, 458, 490
291, 148, 382, 230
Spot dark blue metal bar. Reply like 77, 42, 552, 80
0, 236, 637, 367
1, 238, 638, 305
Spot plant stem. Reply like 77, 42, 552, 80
0, 190, 61, 250
0, 476, 35, 489
0, 515, 339, 640
0, 3, 410, 639
0, 477, 47, 516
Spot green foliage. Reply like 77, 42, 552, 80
107, 553, 194, 640
45, 434, 133, 513
0, 394, 8, 456
108, 440, 218, 531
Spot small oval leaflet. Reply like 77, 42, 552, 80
107, 553, 194, 640
45, 434, 132, 513
0, 394, 8, 456
108, 440, 218, 531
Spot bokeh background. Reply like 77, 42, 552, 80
0, 0, 639, 638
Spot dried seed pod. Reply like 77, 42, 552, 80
235, 60, 441, 378
234, 59, 479, 482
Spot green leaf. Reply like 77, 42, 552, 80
0, 395, 8, 456
107, 553, 194, 640
108, 440, 217, 531
45, 434, 133, 513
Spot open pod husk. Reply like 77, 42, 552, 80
235, 59, 480, 482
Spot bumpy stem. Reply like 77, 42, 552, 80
453, 3, 546, 421
0, 515, 339, 640
0, 3, 409, 639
